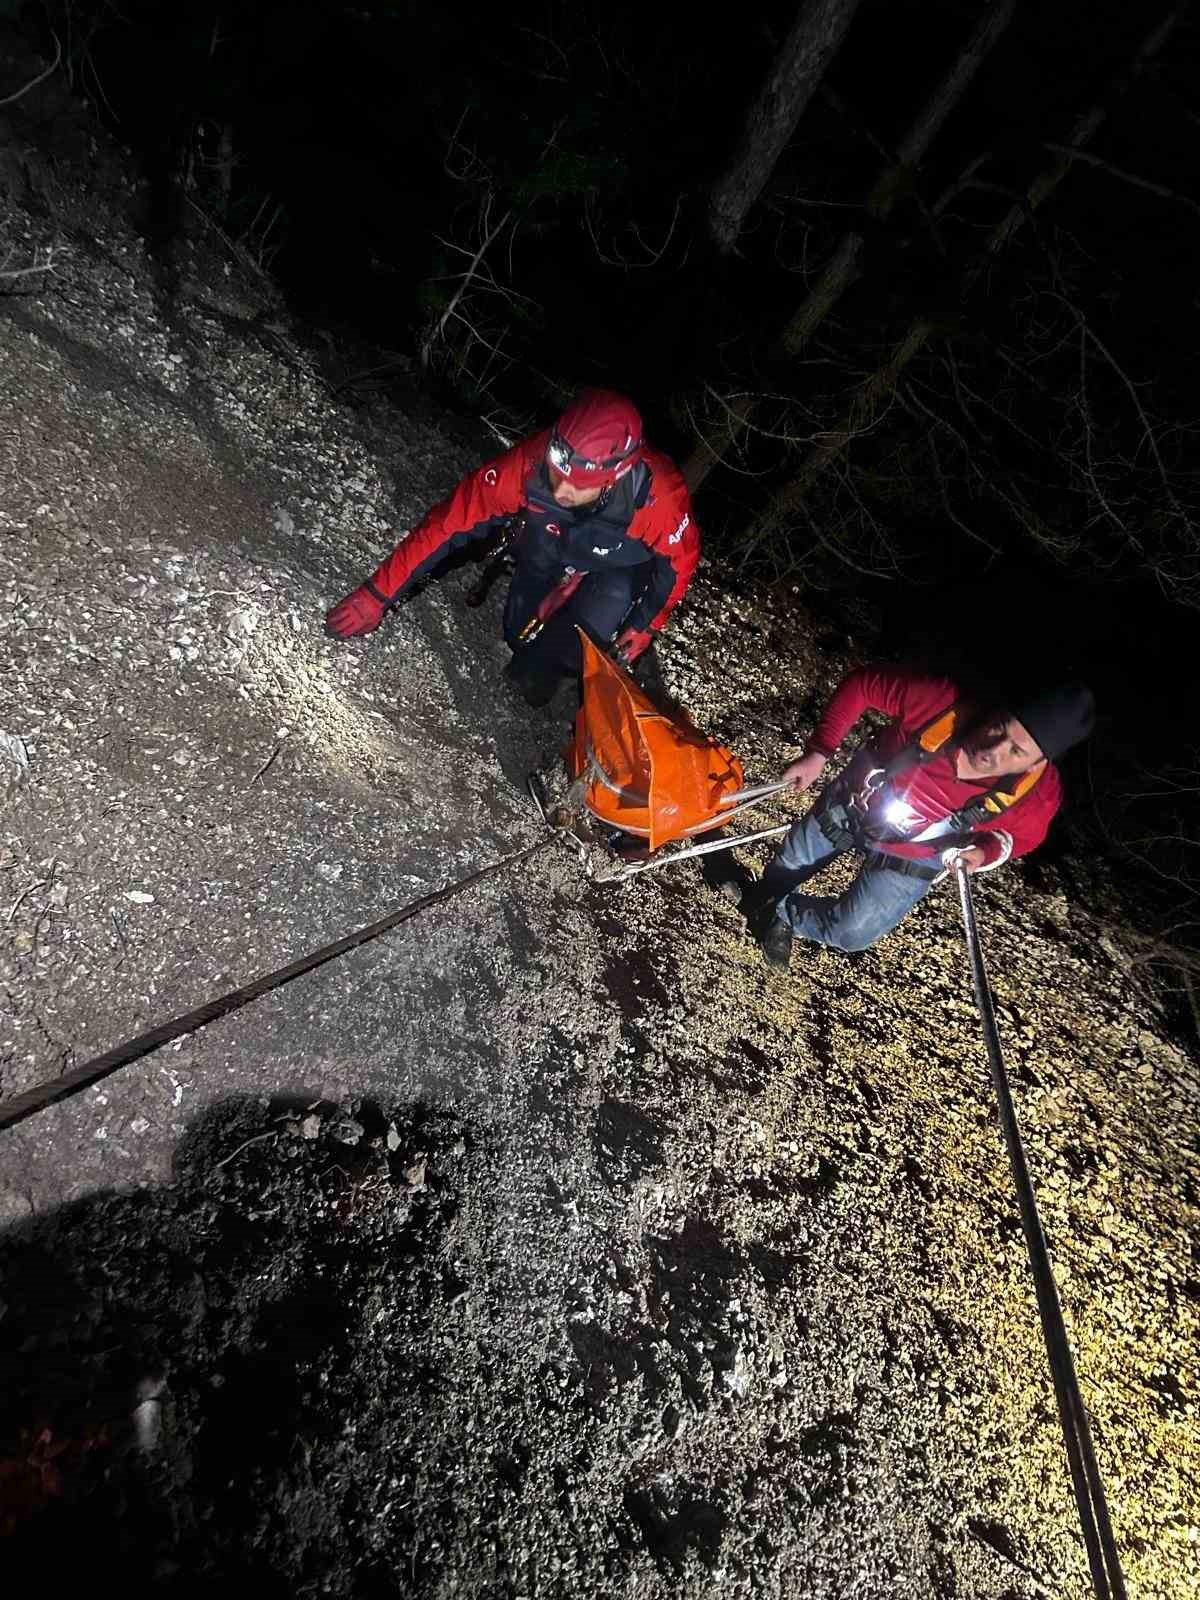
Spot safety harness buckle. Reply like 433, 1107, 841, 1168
848, 766, 887, 821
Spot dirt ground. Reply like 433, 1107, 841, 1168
1, 44, 1198, 1600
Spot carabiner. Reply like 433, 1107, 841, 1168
849, 766, 887, 819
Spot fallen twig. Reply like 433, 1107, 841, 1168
213, 1131, 276, 1171
6, 879, 47, 924
247, 744, 281, 786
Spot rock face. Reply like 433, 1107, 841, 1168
1, 34, 1197, 1600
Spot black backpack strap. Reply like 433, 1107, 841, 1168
879, 701, 965, 778
902, 761, 1047, 843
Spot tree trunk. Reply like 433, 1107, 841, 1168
705, 0, 862, 257
685, 0, 1014, 490
746, 317, 934, 550
748, 3, 1184, 544
682, 393, 755, 493
782, 0, 1015, 357
889, 0, 1016, 172
213, 120, 235, 221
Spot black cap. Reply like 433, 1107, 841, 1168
1008, 682, 1096, 761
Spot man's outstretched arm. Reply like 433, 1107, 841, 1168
325, 434, 543, 638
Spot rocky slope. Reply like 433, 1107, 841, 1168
1, 37, 1197, 1600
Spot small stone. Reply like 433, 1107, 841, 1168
298, 1113, 322, 1139
331, 1117, 364, 1145
719, 1351, 752, 1399
125, 890, 155, 904
226, 607, 258, 638
133, 1394, 163, 1452
386, 1124, 401, 1152
402, 1154, 427, 1189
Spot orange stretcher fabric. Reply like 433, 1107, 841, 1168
567, 632, 745, 850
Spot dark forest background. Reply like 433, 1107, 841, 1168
5, 0, 1200, 971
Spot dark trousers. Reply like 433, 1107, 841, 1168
503, 532, 643, 684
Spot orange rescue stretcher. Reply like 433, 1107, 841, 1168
527, 633, 792, 883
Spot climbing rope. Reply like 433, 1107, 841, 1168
952, 858, 1127, 1600
0, 838, 554, 1133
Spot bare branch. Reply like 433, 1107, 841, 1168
1056, 293, 1188, 522
1044, 141, 1200, 219
514, 25, 571, 82
0, 36, 62, 106
420, 197, 514, 370
0, 244, 64, 284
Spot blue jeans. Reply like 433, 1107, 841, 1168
770, 811, 936, 951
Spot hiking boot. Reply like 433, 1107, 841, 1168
699, 849, 751, 907
758, 914, 794, 970
504, 657, 561, 709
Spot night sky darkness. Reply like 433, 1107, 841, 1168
14, 0, 1200, 905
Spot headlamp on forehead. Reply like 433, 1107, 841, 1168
547, 428, 640, 480
548, 390, 644, 486
547, 432, 576, 475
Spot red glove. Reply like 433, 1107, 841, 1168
613, 626, 653, 667
325, 582, 390, 639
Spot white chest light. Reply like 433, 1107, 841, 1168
884, 798, 917, 831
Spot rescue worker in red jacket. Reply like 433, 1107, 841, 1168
324, 389, 700, 706
746, 665, 1096, 966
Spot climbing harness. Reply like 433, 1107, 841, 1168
951, 857, 1127, 1600
819, 702, 1046, 852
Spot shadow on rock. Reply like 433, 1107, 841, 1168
0, 1093, 469, 1596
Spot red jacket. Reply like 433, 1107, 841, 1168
369, 429, 700, 634
805, 664, 1063, 869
